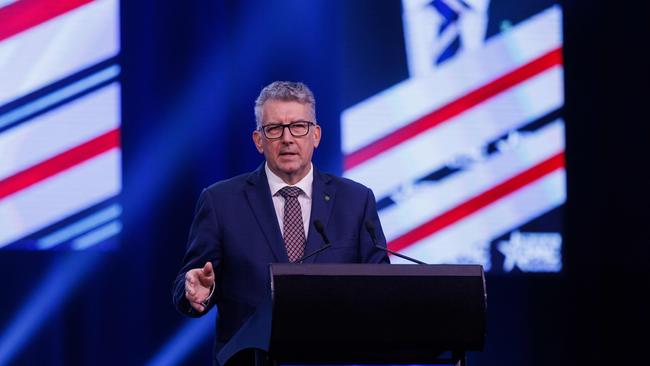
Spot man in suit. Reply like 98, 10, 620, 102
173, 81, 389, 365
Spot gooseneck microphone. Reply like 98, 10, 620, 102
365, 220, 427, 265
296, 220, 332, 263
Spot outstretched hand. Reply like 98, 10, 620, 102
185, 262, 215, 313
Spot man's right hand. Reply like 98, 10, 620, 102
184, 261, 215, 313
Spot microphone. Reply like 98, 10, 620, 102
365, 220, 427, 265
296, 220, 332, 263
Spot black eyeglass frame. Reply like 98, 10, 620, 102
258, 120, 316, 139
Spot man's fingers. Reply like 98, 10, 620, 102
185, 286, 195, 297
202, 262, 214, 277
185, 269, 204, 302
189, 301, 205, 313
185, 290, 208, 305
185, 275, 197, 295
185, 269, 199, 285
199, 262, 215, 287
185, 265, 214, 296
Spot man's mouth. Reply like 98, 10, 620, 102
279, 152, 297, 156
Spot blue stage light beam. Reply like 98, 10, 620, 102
0, 252, 101, 365
120, 56, 228, 226
120, 0, 286, 226
145, 310, 217, 366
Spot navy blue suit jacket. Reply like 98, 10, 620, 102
173, 164, 389, 362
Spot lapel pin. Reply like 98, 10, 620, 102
324, 194, 330, 201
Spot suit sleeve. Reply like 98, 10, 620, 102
359, 187, 391, 264
172, 188, 223, 317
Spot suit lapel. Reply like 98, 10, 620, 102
303, 168, 336, 263
244, 164, 289, 262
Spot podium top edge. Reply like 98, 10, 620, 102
270, 263, 484, 277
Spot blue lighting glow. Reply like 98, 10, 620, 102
145, 311, 217, 366
0, 253, 101, 365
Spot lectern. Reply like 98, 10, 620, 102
216, 264, 486, 366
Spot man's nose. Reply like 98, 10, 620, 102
280, 127, 294, 143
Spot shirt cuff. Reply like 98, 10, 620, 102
201, 283, 216, 307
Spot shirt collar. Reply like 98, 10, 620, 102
265, 162, 313, 199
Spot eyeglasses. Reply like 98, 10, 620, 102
259, 121, 316, 139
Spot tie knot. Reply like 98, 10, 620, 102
278, 186, 302, 199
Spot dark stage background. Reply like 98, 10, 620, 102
1, 0, 648, 365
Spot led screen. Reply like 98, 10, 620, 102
342, 0, 564, 273
0, 0, 121, 250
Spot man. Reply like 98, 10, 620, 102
173, 81, 389, 365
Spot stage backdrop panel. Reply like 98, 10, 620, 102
342, 0, 564, 273
0, 0, 121, 251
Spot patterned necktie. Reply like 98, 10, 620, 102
278, 186, 306, 262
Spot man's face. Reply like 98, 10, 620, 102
253, 100, 321, 184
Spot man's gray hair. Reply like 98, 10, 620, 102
254, 81, 316, 129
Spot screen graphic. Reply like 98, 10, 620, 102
342, 0, 564, 273
0, 0, 121, 250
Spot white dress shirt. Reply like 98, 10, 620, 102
265, 162, 313, 238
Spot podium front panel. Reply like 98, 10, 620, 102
269, 264, 486, 364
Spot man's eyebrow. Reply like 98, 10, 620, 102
263, 120, 309, 125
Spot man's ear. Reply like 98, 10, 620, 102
252, 130, 264, 153
313, 124, 321, 148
